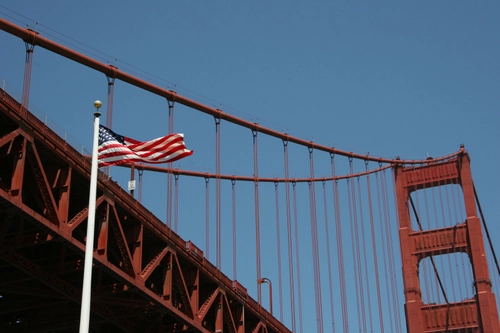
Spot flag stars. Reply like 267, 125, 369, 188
99, 126, 125, 145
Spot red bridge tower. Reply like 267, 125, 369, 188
395, 152, 500, 332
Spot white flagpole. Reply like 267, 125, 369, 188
79, 100, 102, 333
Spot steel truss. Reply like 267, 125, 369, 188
0, 89, 289, 333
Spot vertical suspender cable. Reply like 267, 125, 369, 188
308, 147, 324, 333
322, 181, 336, 333
381, 171, 397, 330
293, 182, 304, 333
232, 179, 237, 280
274, 182, 284, 321
205, 177, 210, 260
348, 159, 367, 332
130, 165, 135, 198
357, 176, 374, 332
21, 42, 35, 109
375, 172, 395, 332
174, 174, 179, 233
106, 76, 115, 129
331, 154, 349, 333
386, 170, 402, 333
365, 164, 385, 333
283, 139, 297, 333
215, 117, 222, 270
103, 76, 115, 176
347, 177, 363, 330
166, 100, 175, 229
253, 129, 262, 304
138, 169, 143, 204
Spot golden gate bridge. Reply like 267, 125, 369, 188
0, 17, 499, 332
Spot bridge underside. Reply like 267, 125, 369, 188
0, 91, 287, 333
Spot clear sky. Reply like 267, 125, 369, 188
1, 1, 499, 332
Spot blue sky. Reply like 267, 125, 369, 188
1, 1, 499, 332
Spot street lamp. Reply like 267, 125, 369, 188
257, 277, 273, 315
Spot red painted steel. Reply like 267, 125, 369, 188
394, 155, 500, 333
0, 89, 290, 332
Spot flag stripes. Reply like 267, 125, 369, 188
98, 125, 193, 167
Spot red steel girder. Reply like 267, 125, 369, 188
421, 300, 479, 332
410, 223, 468, 260
401, 159, 459, 192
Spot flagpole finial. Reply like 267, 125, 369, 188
93, 100, 102, 117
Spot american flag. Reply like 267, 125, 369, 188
98, 125, 193, 167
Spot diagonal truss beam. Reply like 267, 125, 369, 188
110, 205, 134, 276
25, 142, 60, 225
140, 246, 169, 283
67, 195, 104, 232
0, 129, 20, 153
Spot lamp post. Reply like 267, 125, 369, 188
257, 277, 273, 316
79, 100, 102, 333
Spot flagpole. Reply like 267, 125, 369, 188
79, 100, 102, 333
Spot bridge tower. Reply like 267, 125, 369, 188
394, 150, 500, 332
